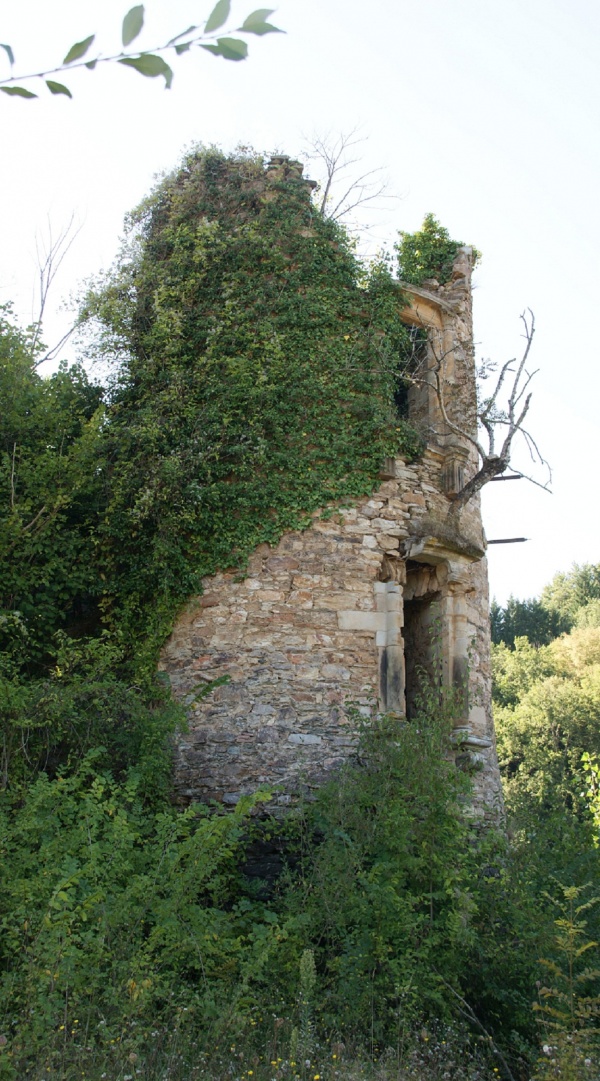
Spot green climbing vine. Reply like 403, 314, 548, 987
83, 147, 422, 667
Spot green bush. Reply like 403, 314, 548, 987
0, 306, 104, 669
0, 688, 541, 1080
274, 692, 538, 1060
396, 214, 477, 286
0, 632, 182, 800
0, 758, 276, 1079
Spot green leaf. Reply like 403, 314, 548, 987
122, 5, 144, 47
0, 85, 37, 98
175, 42, 192, 55
118, 53, 173, 88
46, 80, 73, 97
204, 0, 231, 34
63, 35, 95, 65
0, 44, 14, 66
85, 60, 97, 69
240, 9, 283, 34
242, 6, 276, 20
201, 36, 248, 60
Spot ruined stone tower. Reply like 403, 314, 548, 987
160, 158, 503, 820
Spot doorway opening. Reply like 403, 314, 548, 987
403, 562, 443, 719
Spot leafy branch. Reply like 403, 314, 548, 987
0, 1, 283, 99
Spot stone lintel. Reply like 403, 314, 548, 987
399, 283, 455, 329
403, 533, 484, 564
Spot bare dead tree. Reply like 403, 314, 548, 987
301, 128, 395, 225
412, 309, 551, 510
31, 213, 82, 366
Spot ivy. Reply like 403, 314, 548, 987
83, 147, 421, 668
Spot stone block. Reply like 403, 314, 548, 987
257, 727, 281, 742
321, 664, 351, 680
188, 728, 209, 744
377, 535, 400, 550
267, 556, 300, 572
337, 610, 387, 632
199, 593, 220, 607
291, 574, 329, 589
294, 666, 321, 680
288, 590, 313, 608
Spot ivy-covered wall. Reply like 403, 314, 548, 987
84, 149, 421, 666
147, 184, 502, 818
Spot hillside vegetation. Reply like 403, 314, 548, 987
1, 149, 600, 1080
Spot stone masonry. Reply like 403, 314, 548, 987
160, 182, 504, 821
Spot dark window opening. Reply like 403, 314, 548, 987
393, 379, 410, 418
394, 326, 427, 420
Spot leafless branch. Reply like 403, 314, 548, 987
301, 128, 395, 226
430, 350, 488, 462
31, 214, 82, 362
405, 337, 488, 462
3, 501, 66, 561
19, 504, 47, 535
34, 324, 78, 369
407, 310, 551, 510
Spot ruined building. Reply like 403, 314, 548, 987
160, 157, 503, 820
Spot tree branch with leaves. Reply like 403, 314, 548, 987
0, 1, 283, 99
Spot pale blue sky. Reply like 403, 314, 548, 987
1, 0, 599, 603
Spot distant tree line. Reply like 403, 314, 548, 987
491, 562, 600, 647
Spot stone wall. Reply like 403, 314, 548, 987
160, 463, 502, 819
159, 242, 505, 821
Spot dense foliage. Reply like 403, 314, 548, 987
491, 585, 600, 1079
396, 213, 478, 287
490, 598, 569, 649
494, 625, 600, 882
0, 305, 104, 669
82, 147, 421, 664
2, 148, 600, 1078
0, 691, 533, 1081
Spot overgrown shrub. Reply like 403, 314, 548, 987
396, 214, 477, 286
0, 305, 104, 668
0, 692, 539, 1081
0, 760, 275, 1079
